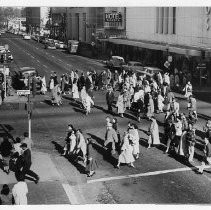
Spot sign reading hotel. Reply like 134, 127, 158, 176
105, 12, 122, 22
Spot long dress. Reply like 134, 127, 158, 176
72, 83, 79, 99
178, 131, 189, 157
149, 119, 160, 145
129, 129, 140, 155
76, 133, 87, 159
85, 95, 94, 113
118, 134, 135, 164
157, 94, 164, 111
147, 98, 154, 118
52, 84, 62, 104
41, 76, 47, 94
116, 94, 125, 114
81, 88, 87, 108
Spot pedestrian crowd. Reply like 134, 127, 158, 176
0, 132, 38, 205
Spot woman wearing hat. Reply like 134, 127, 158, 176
117, 131, 135, 169
86, 138, 98, 177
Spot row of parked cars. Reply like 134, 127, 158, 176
29, 34, 67, 50
105, 55, 163, 79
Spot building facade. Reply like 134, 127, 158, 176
107, 7, 211, 87
26, 7, 50, 35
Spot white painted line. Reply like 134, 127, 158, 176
37, 60, 40, 63
67, 64, 72, 66
51, 55, 55, 58
43, 64, 48, 68
31, 55, 35, 59
87, 165, 211, 184
62, 183, 80, 204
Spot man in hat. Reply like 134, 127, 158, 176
106, 85, 115, 113
104, 122, 118, 155
20, 143, 39, 184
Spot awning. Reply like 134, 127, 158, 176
108, 38, 202, 57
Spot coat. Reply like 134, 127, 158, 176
129, 129, 140, 155
72, 84, 79, 99
106, 91, 115, 105
149, 119, 160, 145
118, 133, 135, 164
116, 94, 125, 114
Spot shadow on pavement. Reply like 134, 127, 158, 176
87, 133, 118, 167
51, 141, 86, 174
197, 113, 211, 121
0, 124, 15, 142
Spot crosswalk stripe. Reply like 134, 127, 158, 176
62, 183, 80, 204
87, 165, 211, 184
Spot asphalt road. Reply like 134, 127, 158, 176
1, 33, 211, 204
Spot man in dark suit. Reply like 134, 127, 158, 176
20, 143, 39, 184
106, 85, 115, 113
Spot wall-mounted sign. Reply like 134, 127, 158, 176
105, 12, 122, 22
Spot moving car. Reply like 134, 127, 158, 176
45, 41, 56, 50
106, 56, 126, 70
136, 66, 163, 79
12, 67, 40, 90
67, 40, 79, 54
23, 34, 31, 40
122, 61, 144, 72
55, 41, 67, 49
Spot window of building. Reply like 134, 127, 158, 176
156, 7, 176, 35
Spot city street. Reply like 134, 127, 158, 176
1, 32, 211, 204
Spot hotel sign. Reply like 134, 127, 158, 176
105, 12, 122, 22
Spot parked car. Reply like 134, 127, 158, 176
55, 41, 67, 49
136, 66, 163, 80
106, 56, 126, 70
45, 41, 56, 50
23, 34, 31, 40
67, 40, 79, 54
122, 61, 144, 72
12, 67, 40, 90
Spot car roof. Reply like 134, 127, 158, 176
18, 67, 37, 74
111, 56, 124, 59
144, 66, 163, 71
128, 61, 142, 64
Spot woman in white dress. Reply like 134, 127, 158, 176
116, 92, 125, 118
84, 94, 94, 115
129, 124, 140, 159
52, 84, 62, 106
41, 76, 47, 95
80, 86, 87, 109
72, 79, 79, 101
148, 117, 160, 148
157, 92, 164, 113
183, 81, 192, 98
117, 131, 135, 168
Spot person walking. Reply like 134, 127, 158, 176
104, 123, 118, 155
129, 124, 140, 159
12, 174, 28, 205
116, 91, 125, 118
72, 79, 79, 102
84, 93, 94, 115
184, 123, 196, 162
75, 129, 87, 162
20, 143, 39, 184
40, 76, 47, 95
117, 131, 135, 169
86, 138, 98, 177
0, 184, 13, 205
106, 85, 115, 113
148, 117, 160, 149
146, 94, 154, 120
183, 81, 193, 98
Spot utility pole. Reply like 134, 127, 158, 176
27, 74, 32, 139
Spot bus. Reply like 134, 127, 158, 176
67, 40, 79, 54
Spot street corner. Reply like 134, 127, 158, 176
31, 150, 62, 182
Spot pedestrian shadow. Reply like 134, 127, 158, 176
197, 113, 211, 121
73, 107, 85, 114
195, 129, 205, 140
43, 99, 52, 106
0, 124, 15, 142
69, 101, 82, 109
51, 141, 86, 174
87, 133, 118, 167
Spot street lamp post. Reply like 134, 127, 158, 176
27, 73, 32, 139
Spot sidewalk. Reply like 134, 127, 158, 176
0, 151, 71, 204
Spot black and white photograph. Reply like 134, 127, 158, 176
0, 0, 211, 206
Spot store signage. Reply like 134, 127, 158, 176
164, 61, 170, 69
105, 12, 122, 22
